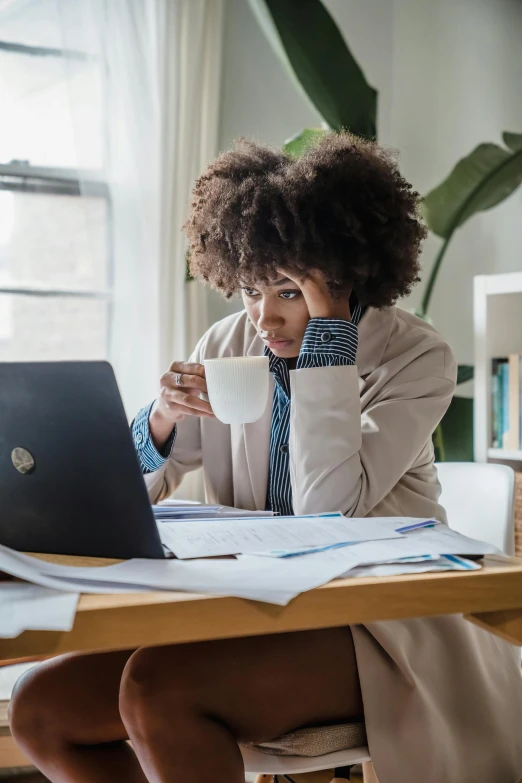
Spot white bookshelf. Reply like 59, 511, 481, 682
474, 272, 522, 463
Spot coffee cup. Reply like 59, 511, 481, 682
203, 356, 270, 425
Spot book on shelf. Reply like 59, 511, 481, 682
491, 354, 522, 450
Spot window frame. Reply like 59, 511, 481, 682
0, 36, 113, 355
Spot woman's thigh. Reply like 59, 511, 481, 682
10, 626, 362, 748
122, 626, 362, 744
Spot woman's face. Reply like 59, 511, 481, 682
240, 276, 310, 358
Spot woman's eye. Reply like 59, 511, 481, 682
243, 288, 259, 297
280, 291, 299, 300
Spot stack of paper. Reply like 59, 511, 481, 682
157, 514, 440, 559
152, 504, 275, 522
157, 498, 202, 506
0, 518, 499, 612
0, 495, 501, 623
344, 555, 480, 579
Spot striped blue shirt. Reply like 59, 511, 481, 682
132, 303, 363, 515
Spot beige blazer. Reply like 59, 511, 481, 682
144, 306, 522, 783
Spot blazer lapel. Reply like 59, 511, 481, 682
356, 306, 396, 376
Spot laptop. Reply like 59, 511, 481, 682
0, 361, 165, 559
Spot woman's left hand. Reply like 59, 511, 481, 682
280, 269, 352, 321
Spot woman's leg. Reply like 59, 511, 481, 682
9, 626, 362, 783
8, 648, 146, 783
120, 627, 362, 783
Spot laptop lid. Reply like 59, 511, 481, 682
0, 361, 164, 559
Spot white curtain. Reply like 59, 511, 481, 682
60, 0, 224, 499
157, 0, 225, 500
59, 0, 224, 418
159, 0, 225, 365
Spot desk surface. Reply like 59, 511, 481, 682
2, 553, 522, 663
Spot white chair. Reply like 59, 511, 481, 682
243, 462, 517, 783
435, 462, 515, 555
242, 745, 372, 782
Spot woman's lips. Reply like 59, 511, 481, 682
263, 338, 293, 350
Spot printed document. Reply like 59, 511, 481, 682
0, 582, 79, 638
158, 514, 404, 559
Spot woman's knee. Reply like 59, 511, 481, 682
9, 662, 60, 751
120, 645, 202, 738
10, 649, 131, 752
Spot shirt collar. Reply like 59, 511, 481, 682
264, 344, 290, 397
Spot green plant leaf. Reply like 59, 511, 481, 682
185, 250, 193, 282
457, 364, 474, 385
503, 132, 522, 152
437, 396, 474, 462
420, 136, 522, 315
408, 306, 433, 325
432, 423, 446, 463
283, 128, 327, 158
423, 141, 522, 239
247, 0, 377, 139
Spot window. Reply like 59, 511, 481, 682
0, 0, 111, 361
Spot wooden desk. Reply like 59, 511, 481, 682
2, 554, 522, 663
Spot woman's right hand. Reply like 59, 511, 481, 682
148, 362, 214, 450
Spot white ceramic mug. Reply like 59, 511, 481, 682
203, 356, 270, 425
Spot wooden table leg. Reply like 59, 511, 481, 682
464, 608, 522, 646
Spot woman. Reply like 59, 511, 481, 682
9, 134, 522, 783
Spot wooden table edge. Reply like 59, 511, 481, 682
2, 555, 522, 662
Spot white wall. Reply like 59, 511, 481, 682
389, 0, 522, 375
209, 0, 522, 377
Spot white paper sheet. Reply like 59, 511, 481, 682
153, 506, 275, 521
158, 514, 403, 559
250, 526, 497, 572
0, 582, 79, 638
344, 525, 499, 564
241, 519, 438, 558
340, 555, 481, 579
217, 508, 275, 518
156, 501, 275, 515
153, 504, 221, 515
18, 552, 363, 606
0, 543, 363, 605
0, 549, 164, 596
0, 545, 97, 590
157, 499, 204, 506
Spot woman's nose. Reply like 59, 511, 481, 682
257, 299, 284, 333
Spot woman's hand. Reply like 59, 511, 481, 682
281, 269, 352, 321
148, 362, 214, 450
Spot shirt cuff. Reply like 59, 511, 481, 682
131, 402, 176, 474
297, 318, 358, 369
